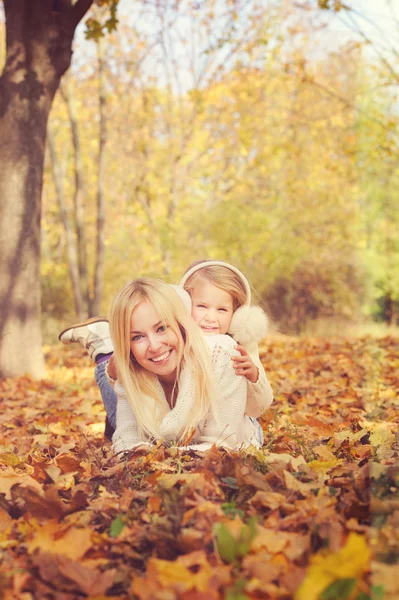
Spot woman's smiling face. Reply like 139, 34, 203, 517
130, 300, 181, 385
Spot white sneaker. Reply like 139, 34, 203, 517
58, 317, 114, 360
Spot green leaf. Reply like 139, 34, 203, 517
236, 518, 257, 558
221, 501, 244, 518
214, 518, 258, 564
221, 476, 239, 489
321, 579, 356, 600
109, 516, 125, 538
367, 586, 385, 600
355, 588, 385, 600
214, 523, 238, 563
226, 579, 249, 600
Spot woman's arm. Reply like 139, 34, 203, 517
112, 383, 152, 453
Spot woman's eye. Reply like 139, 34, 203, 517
157, 324, 168, 333
131, 334, 143, 342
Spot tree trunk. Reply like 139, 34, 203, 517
60, 76, 90, 313
47, 125, 85, 320
0, 0, 93, 378
91, 38, 107, 317
384, 293, 398, 326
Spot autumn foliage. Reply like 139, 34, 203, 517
0, 335, 397, 599
34, 1, 399, 335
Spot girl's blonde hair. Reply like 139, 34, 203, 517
183, 264, 247, 311
109, 278, 218, 441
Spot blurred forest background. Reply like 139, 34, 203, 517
3, 0, 398, 340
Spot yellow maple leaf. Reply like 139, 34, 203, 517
369, 427, 395, 448
135, 553, 214, 594
295, 533, 370, 600
307, 458, 343, 473
154, 559, 195, 589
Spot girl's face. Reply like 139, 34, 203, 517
190, 278, 234, 335
130, 300, 181, 384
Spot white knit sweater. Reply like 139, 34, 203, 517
112, 335, 268, 453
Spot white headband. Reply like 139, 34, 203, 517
179, 260, 251, 306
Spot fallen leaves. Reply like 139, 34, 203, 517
295, 533, 371, 600
0, 470, 42, 500
32, 552, 115, 596
0, 336, 397, 599
27, 522, 93, 559
132, 551, 231, 600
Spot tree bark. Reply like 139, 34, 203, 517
47, 125, 85, 319
0, 0, 93, 377
60, 76, 89, 314
91, 37, 107, 317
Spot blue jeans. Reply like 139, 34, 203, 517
249, 417, 265, 446
94, 360, 264, 446
94, 360, 117, 430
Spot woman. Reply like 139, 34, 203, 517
108, 278, 260, 452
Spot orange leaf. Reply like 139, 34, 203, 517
0, 470, 43, 500
27, 522, 93, 560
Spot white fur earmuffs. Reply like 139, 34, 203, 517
170, 285, 193, 314
228, 304, 269, 345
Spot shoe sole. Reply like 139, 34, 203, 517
58, 316, 109, 342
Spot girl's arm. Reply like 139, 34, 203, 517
243, 343, 273, 418
112, 382, 152, 453
231, 342, 273, 417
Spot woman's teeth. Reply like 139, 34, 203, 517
151, 350, 171, 362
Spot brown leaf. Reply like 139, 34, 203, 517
242, 553, 282, 583
283, 470, 316, 495
11, 485, 65, 519
33, 552, 115, 595
249, 490, 287, 511
0, 471, 43, 500
54, 453, 84, 474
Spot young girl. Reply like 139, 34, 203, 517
59, 261, 272, 444
179, 260, 273, 420
107, 278, 259, 451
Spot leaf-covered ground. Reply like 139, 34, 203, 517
0, 335, 398, 600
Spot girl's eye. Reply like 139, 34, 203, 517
218, 308, 227, 312
197, 304, 206, 309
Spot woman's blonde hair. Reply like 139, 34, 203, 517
109, 278, 218, 441
183, 264, 247, 311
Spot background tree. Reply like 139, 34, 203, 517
0, 0, 116, 378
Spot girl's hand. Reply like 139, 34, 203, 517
232, 345, 259, 383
